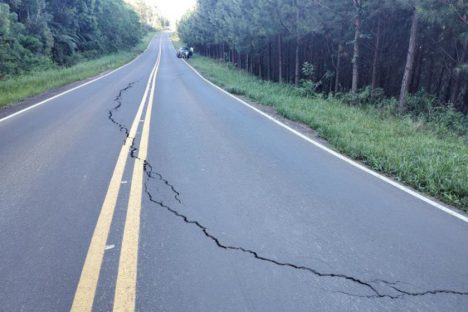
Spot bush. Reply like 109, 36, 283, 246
405, 90, 439, 116
338, 86, 385, 106
405, 91, 467, 137
0, 1, 145, 78
295, 62, 333, 97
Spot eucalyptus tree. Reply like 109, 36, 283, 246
274, 0, 322, 84
179, 0, 467, 113
421, 0, 467, 108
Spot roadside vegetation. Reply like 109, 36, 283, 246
178, 48, 468, 211
171, 33, 183, 50
0, 0, 168, 108
176, 0, 468, 211
0, 32, 154, 108
179, 1, 467, 114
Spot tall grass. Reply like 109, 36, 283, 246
188, 56, 468, 211
0, 32, 156, 108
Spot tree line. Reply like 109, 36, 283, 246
0, 0, 162, 77
178, 0, 468, 114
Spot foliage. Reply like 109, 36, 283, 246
0, 31, 155, 108
0, 3, 53, 77
338, 87, 467, 137
179, 0, 468, 113
296, 62, 334, 97
124, 0, 169, 29
0, 0, 150, 77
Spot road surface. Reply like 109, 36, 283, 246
0, 33, 467, 311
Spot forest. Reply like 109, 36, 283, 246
179, 0, 468, 115
0, 0, 166, 78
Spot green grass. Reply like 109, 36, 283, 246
0, 32, 156, 108
187, 55, 468, 211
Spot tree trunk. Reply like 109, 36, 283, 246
413, 48, 424, 92
294, 2, 300, 86
436, 66, 445, 98
425, 55, 434, 93
351, 11, 361, 93
399, 10, 418, 113
445, 72, 453, 102
450, 43, 467, 105
267, 42, 272, 81
450, 70, 462, 105
410, 42, 424, 93
335, 41, 343, 93
258, 56, 262, 78
278, 35, 283, 83
371, 16, 381, 90
458, 77, 467, 113
294, 37, 300, 85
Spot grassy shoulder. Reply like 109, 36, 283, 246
186, 55, 468, 211
0, 31, 156, 109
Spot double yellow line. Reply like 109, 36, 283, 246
71, 37, 162, 312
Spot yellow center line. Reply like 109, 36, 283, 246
112, 38, 162, 312
70, 38, 161, 312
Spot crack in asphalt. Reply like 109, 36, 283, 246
109, 82, 134, 139
109, 82, 141, 160
141, 163, 468, 299
144, 161, 181, 204
109, 84, 468, 300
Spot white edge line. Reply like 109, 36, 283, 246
180, 55, 468, 223
0, 36, 156, 124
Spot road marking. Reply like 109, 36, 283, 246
70, 42, 161, 312
113, 37, 162, 312
180, 53, 468, 224
0, 37, 156, 125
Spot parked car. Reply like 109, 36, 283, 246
176, 47, 193, 59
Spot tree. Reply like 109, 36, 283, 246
179, 0, 468, 114
351, 0, 363, 93
399, 5, 418, 113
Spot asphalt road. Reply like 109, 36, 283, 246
0, 33, 467, 311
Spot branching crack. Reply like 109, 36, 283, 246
144, 161, 181, 204
141, 162, 468, 300
108, 84, 468, 301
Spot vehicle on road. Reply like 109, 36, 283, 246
176, 47, 193, 59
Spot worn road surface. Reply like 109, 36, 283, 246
1, 33, 467, 311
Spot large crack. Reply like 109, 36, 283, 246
109, 82, 134, 139
109, 82, 141, 160
141, 163, 468, 299
109, 84, 468, 300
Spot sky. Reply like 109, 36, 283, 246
153, 0, 196, 26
